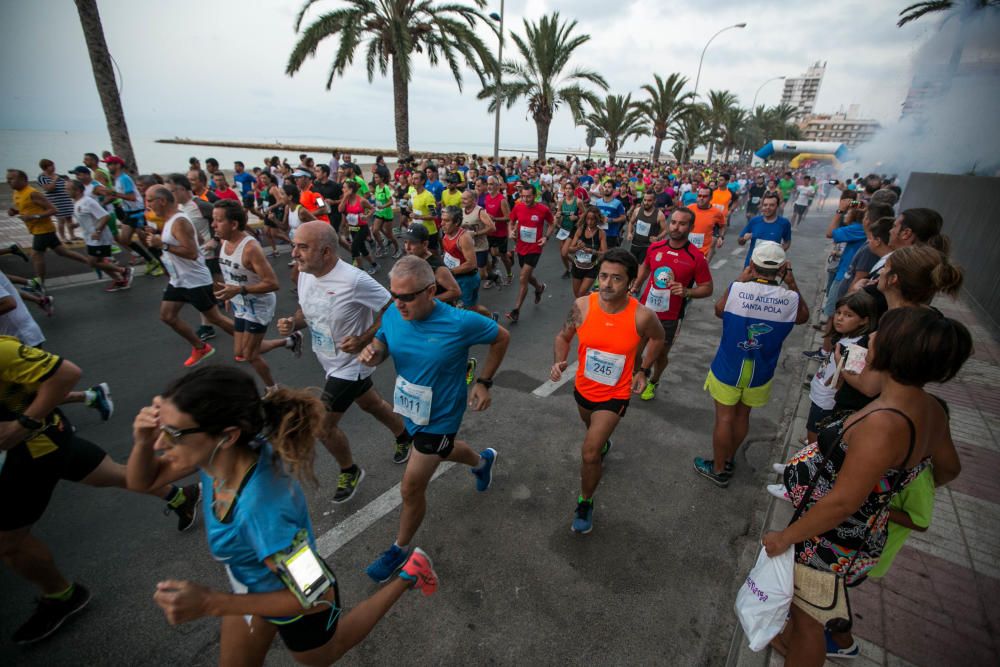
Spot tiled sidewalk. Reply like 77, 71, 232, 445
754, 296, 1000, 667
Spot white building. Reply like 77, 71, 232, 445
781, 62, 826, 124
801, 105, 880, 148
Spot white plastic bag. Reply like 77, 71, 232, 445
735, 546, 794, 651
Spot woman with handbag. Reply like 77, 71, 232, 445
762, 307, 969, 665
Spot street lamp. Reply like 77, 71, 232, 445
742, 75, 786, 161
489, 2, 505, 163
692, 22, 747, 100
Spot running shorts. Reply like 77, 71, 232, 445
270, 574, 341, 652
488, 236, 508, 253
86, 245, 113, 258
321, 375, 373, 413
32, 232, 62, 252
660, 318, 681, 347
162, 284, 218, 312
517, 252, 540, 268
411, 432, 456, 458
234, 317, 268, 334
703, 369, 772, 407
573, 388, 629, 417
571, 265, 597, 281
455, 273, 480, 307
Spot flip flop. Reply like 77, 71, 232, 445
534, 283, 546, 304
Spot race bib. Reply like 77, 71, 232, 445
635, 220, 651, 237
575, 250, 594, 265
751, 196, 761, 204
556, 228, 570, 241
443, 252, 461, 269
689, 232, 705, 248
307, 320, 336, 356
584, 348, 626, 386
232, 294, 257, 318
347, 213, 359, 225
645, 286, 671, 313
519, 225, 538, 243
393, 376, 433, 425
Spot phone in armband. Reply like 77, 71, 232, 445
274, 530, 336, 608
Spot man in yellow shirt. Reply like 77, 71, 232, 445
5, 169, 90, 290
441, 173, 464, 208
408, 172, 440, 251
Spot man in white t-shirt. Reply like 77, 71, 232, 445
790, 175, 817, 228
66, 179, 132, 291
277, 221, 413, 503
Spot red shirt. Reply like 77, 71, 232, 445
511, 202, 553, 256
640, 239, 712, 321
214, 188, 240, 202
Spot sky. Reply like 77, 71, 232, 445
0, 0, 942, 156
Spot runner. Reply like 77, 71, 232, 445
408, 172, 440, 252
593, 181, 627, 247
556, 181, 583, 278
65, 179, 132, 291
693, 242, 809, 487
777, 171, 796, 216
276, 221, 413, 504
252, 172, 289, 257
687, 186, 726, 260
144, 185, 234, 367
125, 365, 438, 665
358, 255, 509, 581
550, 248, 665, 533
567, 206, 607, 298
506, 183, 553, 323
371, 170, 401, 258
440, 206, 497, 320
790, 175, 816, 228
483, 176, 513, 287
744, 174, 767, 219
0, 337, 199, 644
103, 156, 163, 275
338, 179, 380, 274
737, 192, 792, 266
632, 207, 714, 400
626, 191, 667, 264
460, 189, 497, 287
399, 223, 461, 304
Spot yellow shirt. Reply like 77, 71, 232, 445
0, 336, 67, 458
410, 189, 438, 235
441, 188, 463, 208
13, 186, 55, 235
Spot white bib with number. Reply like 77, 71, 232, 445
689, 232, 705, 248
307, 320, 337, 356
575, 250, 594, 265
556, 228, 570, 240
393, 376, 433, 425
347, 213, 360, 225
635, 220, 651, 236
645, 286, 671, 313
584, 348, 626, 386
519, 225, 538, 243
443, 252, 461, 269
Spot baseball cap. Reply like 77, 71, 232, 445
70, 165, 91, 175
751, 241, 786, 268
103, 155, 125, 166
292, 170, 313, 179
398, 223, 429, 243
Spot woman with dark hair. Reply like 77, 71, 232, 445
338, 179, 379, 274
567, 206, 607, 298
764, 307, 969, 666
253, 172, 290, 258
126, 366, 438, 666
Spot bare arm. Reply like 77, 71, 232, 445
341, 300, 391, 354
125, 397, 198, 492
478, 209, 495, 236
551, 298, 584, 380
0, 296, 16, 316
453, 232, 478, 275
435, 267, 462, 304
29, 191, 58, 217
1, 359, 81, 451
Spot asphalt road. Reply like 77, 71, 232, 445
1, 207, 832, 666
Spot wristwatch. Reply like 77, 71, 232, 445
475, 377, 494, 389
17, 414, 43, 431
640, 367, 652, 378
240, 286, 249, 296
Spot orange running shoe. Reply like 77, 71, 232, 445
183, 344, 215, 367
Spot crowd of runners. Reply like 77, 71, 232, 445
1, 150, 972, 666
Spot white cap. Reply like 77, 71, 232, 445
292, 170, 313, 179
751, 241, 786, 268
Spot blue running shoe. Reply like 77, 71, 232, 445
366, 544, 410, 583
693, 457, 730, 488
88, 383, 113, 422
472, 448, 497, 492
824, 630, 859, 658
571, 498, 594, 534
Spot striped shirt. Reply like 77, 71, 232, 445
37, 174, 74, 218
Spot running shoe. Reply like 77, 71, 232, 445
724, 459, 735, 476
366, 264, 379, 275
802, 348, 830, 361
825, 630, 860, 659
398, 547, 438, 596
287, 330, 303, 358
472, 448, 497, 492
164, 483, 201, 531
392, 247, 403, 259
366, 544, 410, 583
482, 280, 494, 290
39, 295, 55, 317
505, 272, 513, 286
600, 438, 613, 462
120, 266, 134, 290
12, 583, 91, 645
196, 325, 216, 341
144, 260, 157, 276
571, 498, 594, 534
640, 381, 657, 401
88, 383, 113, 421
103, 281, 123, 293
466, 357, 478, 385
491, 312, 500, 322
505, 308, 519, 324
771, 463, 787, 475
766, 484, 791, 503
393, 440, 411, 464
234, 355, 246, 362
333, 467, 365, 503
534, 282, 546, 304
374, 247, 385, 258
26, 277, 45, 295
693, 457, 730, 488
183, 344, 215, 367
9, 244, 29, 262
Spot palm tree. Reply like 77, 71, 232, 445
287, 0, 498, 157
668, 109, 709, 163
583, 94, 649, 165
74, 0, 138, 173
719, 106, 747, 163
477, 12, 607, 161
703, 89, 739, 164
639, 73, 694, 163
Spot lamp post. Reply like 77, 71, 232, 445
489, 2, 505, 162
743, 75, 785, 162
692, 22, 747, 100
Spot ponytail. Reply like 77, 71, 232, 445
931, 259, 964, 297
261, 387, 324, 487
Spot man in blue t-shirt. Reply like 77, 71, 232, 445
423, 165, 445, 202
232, 161, 256, 206
737, 193, 792, 266
359, 255, 510, 582
593, 181, 627, 247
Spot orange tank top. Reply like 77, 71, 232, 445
575, 292, 641, 401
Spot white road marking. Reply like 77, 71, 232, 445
730, 246, 743, 256
711, 259, 728, 269
531, 361, 578, 397
316, 462, 456, 557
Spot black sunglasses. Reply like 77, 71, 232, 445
159, 424, 208, 444
390, 284, 434, 303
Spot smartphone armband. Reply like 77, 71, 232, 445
274, 529, 335, 608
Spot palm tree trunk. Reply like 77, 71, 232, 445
724, 146, 731, 163
652, 136, 663, 163
706, 138, 715, 164
535, 118, 550, 162
608, 141, 618, 165
391, 57, 410, 157
74, 0, 138, 174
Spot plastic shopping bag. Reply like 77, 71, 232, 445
735, 546, 794, 651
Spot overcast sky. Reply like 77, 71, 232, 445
0, 0, 939, 154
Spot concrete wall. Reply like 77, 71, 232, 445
900, 172, 1000, 336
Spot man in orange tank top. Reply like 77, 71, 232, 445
550, 248, 665, 534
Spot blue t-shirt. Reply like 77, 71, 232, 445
202, 441, 315, 595
376, 302, 498, 435
740, 216, 792, 266
578, 175, 594, 186
233, 172, 255, 196
425, 179, 445, 202
727, 182, 740, 196
831, 223, 868, 281
594, 197, 626, 238
681, 191, 698, 206
710, 281, 799, 388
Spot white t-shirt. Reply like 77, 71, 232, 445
795, 185, 816, 206
180, 200, 211, 249
0, 272, 44, 346
297, 261, 390, 381
809, 335, 861, 410
73, 196, 114, 247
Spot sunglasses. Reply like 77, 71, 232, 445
159, 424, 208, 444
390, 284, 434, 303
